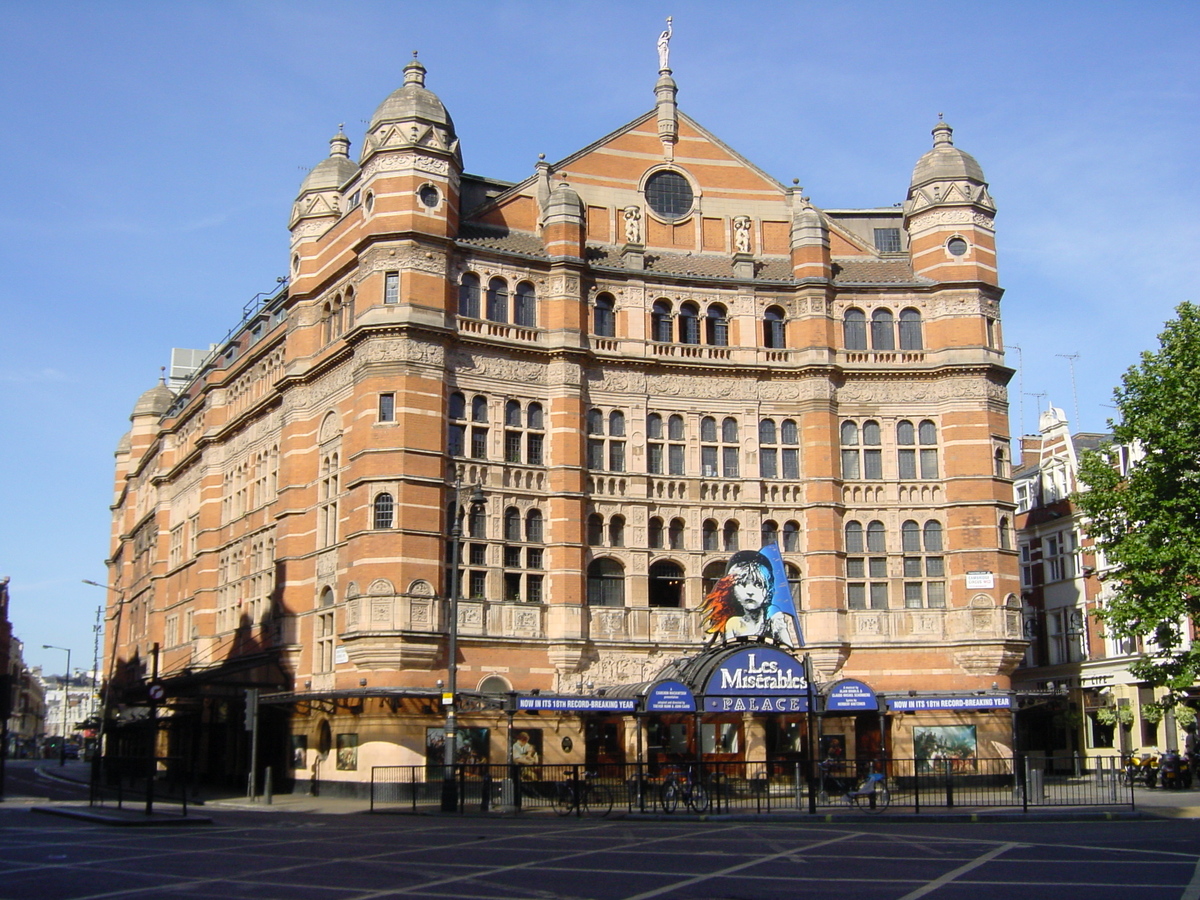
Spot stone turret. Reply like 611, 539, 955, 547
289, 129, 360, 244
790, 186, 831, 280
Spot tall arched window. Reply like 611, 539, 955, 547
668, 517, 685, 550
999, 516, 1011, 551
504, 507, 521, 542
764, 306, 786, 349
458, 273, 480, 318
648, 560, 685, 608
609, 514, 625, 547
723, 520, 740, 552
866, 520, 887, 553
897, 420, 916, 479
761, 520, 779, 546
845, 520, 863, 553
486, 277, 508, 323
514, 281, 537, 328
782, 521, 800, 552
587, 514, 604, 545
472, 396, 488, 423
703, 519, 719, 552
904, 520, 945, 608
898, 308, 923, 350
843, 308, 867, 350
841, 420, 861, 479
373, 493, 394, 529
587, 558, 625, 607
649, 517, 664, 549
871, 308, 895, 350
862, 420, 882, 479
679, 302, 700, 344
706, 304, 728, 346
525, 508, 543, 543
594, 292, 615, 337
651, 300, 673, 342
919, 420, 939, 478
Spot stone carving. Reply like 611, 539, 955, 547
451, 350, 546, 384
836, 377, 1000, 404
414, 155, 450, 175
594, 610, 625, 636
513, 608, 538, 633
580, 653, 662, 688
657, 17, 672, 70
368, 578, 395, 596
623, 206, 642, 244
371, 598, 391, 623
648, 373, 753, 400
410, 601, 430, 626
586, 367, 648, 394
408, 579, 434, 596
733, 216, 752, 253
358, 338, 443, 368
346, 582, 360, 598
316, 550, 337, 578
318, 410, 342, 443
549, 274, 581, 296
347, 599, 359, 628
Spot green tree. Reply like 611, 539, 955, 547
1076, 302, 1200, 698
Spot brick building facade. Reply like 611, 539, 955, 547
106, 48, 1023, 791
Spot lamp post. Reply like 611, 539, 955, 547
442, 481, 486, 812
83, 579, 122, 803
42, 645, 71, 766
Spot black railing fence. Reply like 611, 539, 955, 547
88, 754, 196, 815
370, 755, 1133, 815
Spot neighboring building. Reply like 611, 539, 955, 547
6, 641, 47, 759
105, 42, 1022, 793
1011, 407, 1190, 767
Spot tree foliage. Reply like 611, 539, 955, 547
1076, 302, 1200, 697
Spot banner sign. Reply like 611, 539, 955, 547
826, 679, 878, 712
888, 695, 1012, 712
645, 681, 696, 712
703, 695, 808, 713
516, 695, 637, 713
699, 546, 803, 647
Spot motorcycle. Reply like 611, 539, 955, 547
1159, 750, 1192, 789
1123, 749, 1160, 788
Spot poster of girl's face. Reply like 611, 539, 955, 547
914, 725, 978, 773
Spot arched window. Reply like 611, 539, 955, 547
759, 419, 777, 445
527, 402, 544, 430
448, 392, 466, 420
649, 517, 664, 549
593, 292, 615, 337
902, 520, 921, 552
722, 417, 739, 443
651, 300, 673, 342
458, 273, 480, 318
504, 507, 521, 542
701, 416, 718, 443
668, 415, 685, 441
471, 395, 488, 423
587, 409, 604, 435
587, 558, 625, 607
525, 509, 543, 543
843, 308, 867, 350
994, 447, 1009, 479
762, 520, 779, 546
723, 520, 740, 552
609, 410, 626, 437
786, 564, 802, 609
923, 520, 943, 552
468, 504, 486, 539
871, 308, 895, 350
668, 517, 685, 550
703, 519, 719, 552
587, 514, 604, 545
648, 560, 685, 608
505, 399, 521, 427
702, 560, 726, 601
897, 420, 916, 479
373, 493, 394, 529
845, 520, 864, 553
898, 308, 923, 350
647, 413, 663, 440
609, 515, 625, 547
706, 304, 728, 346
486, 277, 508, 323
782, 521, 800, 552
764, 306, 786, 349
679, 302, 700, 344
479, 675, 512, 695
999, 516, 1011, 551
513, 282, 536, 328
866, 520, 887, 553
918, 420, 939, 478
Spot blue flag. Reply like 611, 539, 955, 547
761, 542, 804, 647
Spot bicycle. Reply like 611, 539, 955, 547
845, 771, 890, 813
555, 772, 614, 817
660, 768, 710, 814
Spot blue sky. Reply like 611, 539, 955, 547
2, 1, 1197, 676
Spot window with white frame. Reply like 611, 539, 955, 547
902, 520, 945, 608
846, 519, 888, 609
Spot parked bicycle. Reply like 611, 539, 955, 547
845, 770, 890, 813
555, 771, 613, 817
660, 767, 710, 814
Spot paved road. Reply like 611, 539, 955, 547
2, 807, 1200, 900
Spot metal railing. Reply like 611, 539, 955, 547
370, 756, 1134, 815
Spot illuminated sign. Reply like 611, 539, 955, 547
701, 647, 809, 712
516, 695, 637, 712
826, 679, 878, 712
645, 681, 696, 712
888, 695, 1012, 712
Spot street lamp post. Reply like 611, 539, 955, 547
442, 482, 486, 812
42, 645, 71, 766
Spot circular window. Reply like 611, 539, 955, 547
644, 170, 694, 221
947, 237, 969, 257
418, 184, 440, 208
291, 253, 300, 273
364, 191, 375, 213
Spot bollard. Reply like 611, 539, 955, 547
944, 758, 954, 808
265, 766, 273, 805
